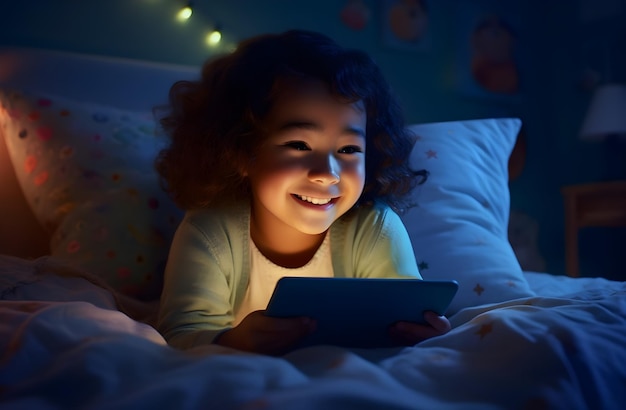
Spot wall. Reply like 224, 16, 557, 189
534, 0, 626, 280
1, 0, 624, 278
1, 0, 517, 122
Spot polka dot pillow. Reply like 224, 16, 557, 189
403, 118, 535, 315
0, 88, 183, 300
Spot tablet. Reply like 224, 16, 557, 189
265, 277, 458, 349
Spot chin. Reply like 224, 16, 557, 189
297, 225, 333, 236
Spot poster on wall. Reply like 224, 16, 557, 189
381, 0, 431, 51
455, 0, 522, 102
340, 0, 371, 30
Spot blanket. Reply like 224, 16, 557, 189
1, 256, 625, 410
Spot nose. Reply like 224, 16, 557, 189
308, 154, 340, 185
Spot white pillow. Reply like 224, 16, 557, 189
403, 118, 535, 315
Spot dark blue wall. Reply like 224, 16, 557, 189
2, 0, 625, 278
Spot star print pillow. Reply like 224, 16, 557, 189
402, 118, 535, 315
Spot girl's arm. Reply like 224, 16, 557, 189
348, 205, 451, 344
157, 215, 235, 349
343, 204, 422, 280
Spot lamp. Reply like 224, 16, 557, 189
579, 83, 626, 179
580, 84, 626, 140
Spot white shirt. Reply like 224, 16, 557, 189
234, 234, 333, 325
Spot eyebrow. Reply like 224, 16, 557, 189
277, 120, 366, 138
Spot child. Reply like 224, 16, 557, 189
155, 29, 451, 355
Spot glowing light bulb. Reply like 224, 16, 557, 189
206, 29, 222, 46
177, 5, 192, 21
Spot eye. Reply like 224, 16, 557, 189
338, 145, 363, 154
283, 141, 310, 151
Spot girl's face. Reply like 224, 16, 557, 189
246, 80, 366, 243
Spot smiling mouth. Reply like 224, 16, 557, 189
293, 194, 335, 205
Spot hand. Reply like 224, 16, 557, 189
214, 310, 317, 355
388, 311, 451, 346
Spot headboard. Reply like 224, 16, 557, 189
0, 47, 199, 259
0, 47, 198, 109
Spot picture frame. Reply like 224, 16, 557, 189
381, 0, 431, 52
454, 0, 523, 102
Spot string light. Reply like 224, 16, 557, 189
176, 1, 193, 22
171, 1, 227, 49
206, 27, 222, 46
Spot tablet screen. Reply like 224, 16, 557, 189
265, 277, 458, 348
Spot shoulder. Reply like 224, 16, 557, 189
336, 203, 404, 234
183, 202, 248, 233
165, 202, 250, 286
175, 202, 249, 253
330, 203, 419, 279
331, 202, 408, 247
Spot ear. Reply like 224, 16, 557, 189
239, 156, 250, 177
239, 151, 256, 178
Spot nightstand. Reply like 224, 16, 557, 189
561, 181, 626, 277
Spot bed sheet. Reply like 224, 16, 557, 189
1, 255, 625, 410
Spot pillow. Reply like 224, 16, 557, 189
0, 88, 183, 300
402, 118, 535, 315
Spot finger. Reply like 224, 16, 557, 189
423, 311, 452, 333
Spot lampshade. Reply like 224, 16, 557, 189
579, 83, 626, 141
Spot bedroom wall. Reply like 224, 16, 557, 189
1, 0, 624, 279
533, 0, 626, 280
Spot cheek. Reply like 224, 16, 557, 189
342, 160, 366, 188
261, 156, 304, 177
249, 157, 302, 188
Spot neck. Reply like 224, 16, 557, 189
250, 212, 326, 268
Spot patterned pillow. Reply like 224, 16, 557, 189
0, 88, 182, 300
403, 118, 535, 315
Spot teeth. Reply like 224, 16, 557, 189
296, 195, 332, 205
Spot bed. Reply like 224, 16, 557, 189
1, 46, 624, 410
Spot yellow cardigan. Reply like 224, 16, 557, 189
157, 202, 421, 349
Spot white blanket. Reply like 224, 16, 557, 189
1, 256, 625, 410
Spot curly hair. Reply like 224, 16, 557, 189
155, 29, 427, 213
